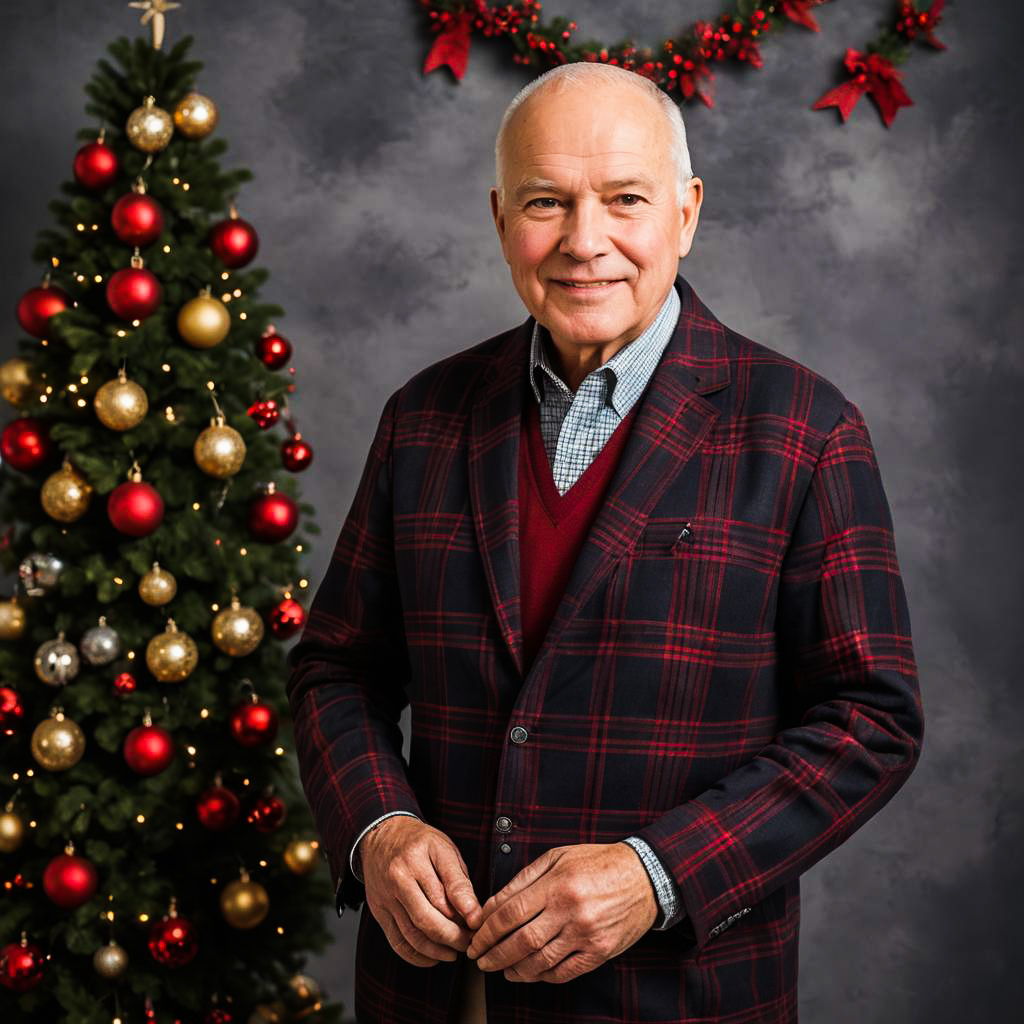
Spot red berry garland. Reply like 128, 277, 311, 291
417, 0, 949, 126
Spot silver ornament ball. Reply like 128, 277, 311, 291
93, 940, 129, 979
81, 617, 122, 666
34, 633, 80, 686
18, 551, 65, 596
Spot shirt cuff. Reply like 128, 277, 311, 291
349, 811, 422, 883
621, 835, 686, 931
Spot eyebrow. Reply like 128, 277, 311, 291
512, 175, 658, 201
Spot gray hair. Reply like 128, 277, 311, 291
494, 62, 694, 206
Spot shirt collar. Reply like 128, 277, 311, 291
528, 283, 680, 417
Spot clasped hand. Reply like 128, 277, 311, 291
360, 816, 659, 984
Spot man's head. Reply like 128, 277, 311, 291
490, 63, 703, 361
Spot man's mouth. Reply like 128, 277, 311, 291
553, 279, 622, 290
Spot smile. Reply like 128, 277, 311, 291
554, 280, 622, 292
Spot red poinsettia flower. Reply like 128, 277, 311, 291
780, 0, 829, 32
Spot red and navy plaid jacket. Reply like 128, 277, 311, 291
286, 273, 924, 1023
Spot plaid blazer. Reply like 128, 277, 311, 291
286, 272, 924, 1023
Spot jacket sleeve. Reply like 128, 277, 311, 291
633, 398, 924, 955
285, 386, 424, 917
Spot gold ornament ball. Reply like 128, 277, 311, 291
289, 973, 322, 1007
211, 596, 263, 657
0, 597, 27, 640
138, 563, 177, 606
248, 1004, 286, 1024
94, 371, 148, 431
41, 462, 92, 523
146, 621, 198, 683
126, 95, 174, 152
92, 940, 128, 979
220, 876, 269, 929
177, 293, 231, 348
0, 356, 40, 408
283, 838, 319, 875
194, 419, 246, 478
0, 809, 25, 853
173, 91, 218, 139
31, 712, 86, 771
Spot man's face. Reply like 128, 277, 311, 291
490, 80, 703, 361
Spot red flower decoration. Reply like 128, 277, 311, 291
811, 48, 914, 127
896, 0, 946, 50
780, 1, 827, 32
423, 10, 474, 80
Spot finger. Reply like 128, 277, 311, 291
483, 848, 558, 918
391, 895, 460, 962
498, 926, 573, 982
374, 907, 442, 968
475, 901, 557, 970
530, 950, 597, 985
468, 851, 558, 957
430, 840, 482, 927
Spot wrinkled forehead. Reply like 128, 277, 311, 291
502, 81, 670, 179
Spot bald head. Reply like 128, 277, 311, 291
494, 63, 694, 207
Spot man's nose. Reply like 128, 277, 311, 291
558, 201, 608, 262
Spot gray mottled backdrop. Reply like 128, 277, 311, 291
2, 1, 1020, 1019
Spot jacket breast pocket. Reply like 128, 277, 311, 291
607, 516, 785, 634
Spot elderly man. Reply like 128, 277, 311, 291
286, 61, 923, 1024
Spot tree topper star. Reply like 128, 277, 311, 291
128, 0, 182, 50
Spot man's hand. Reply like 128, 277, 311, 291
464, 843, 659, 983
361, 816, 483, 967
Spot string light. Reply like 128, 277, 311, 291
113, 576, 124, 585
239, 312, 247, 319
93, 274, 103, 283
116, 329, 127, 337
136, 814, 145, 823
161, 363, 171, 371
138, 912, 149, 922
163, 244, 171, 253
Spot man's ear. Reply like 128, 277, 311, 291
490, 187, 509, 264
490, 188, 504, 239
678, 176, 703, 260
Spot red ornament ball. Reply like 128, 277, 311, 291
248, 489, 298, 543
106, 266, 162, 321
123, 722, 175, 776
111, 193, 165, 248
0, 686, 25, 735
246, 793, 287, 832
281, 434, 313, 472
73, 140, 119, 190
208, 216, 259, 268
108, 479, 164, 537
148, 912, 198, 967
113, 671, 137, 696
1, 417, 54, 473
17, 284, 71, 338
0, 938, 45, 992
268, 596, 305, 640
229, 698, 279, 748
256, 331, 292, 370
247, 398, 280, 429
43, 851, 98, 909
196, 784, 240, 831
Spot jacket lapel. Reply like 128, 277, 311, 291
468, 273, 730, 681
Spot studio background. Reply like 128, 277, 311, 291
1, 1, 1019, 1019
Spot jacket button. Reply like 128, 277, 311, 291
495, 816, 512, 832
499, 843, 511, 854
510, 726, 528, 743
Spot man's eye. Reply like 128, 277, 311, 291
527, 197, 560, 208
617, 194, 643, 206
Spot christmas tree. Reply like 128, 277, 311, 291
0, 8, 345, 1023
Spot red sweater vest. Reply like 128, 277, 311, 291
517, 396, 640, 675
